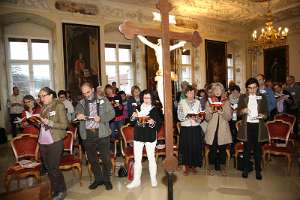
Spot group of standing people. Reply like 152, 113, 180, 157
6, 73, 300, 199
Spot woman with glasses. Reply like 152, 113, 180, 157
127, 90, 162, 189
237, 78, 268, 180
38, 87, 68, 200
21, 95, 41, 135
205, 82, 232, 175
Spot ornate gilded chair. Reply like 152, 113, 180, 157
274, 113, 296, 146
4, 134, 40, 191
59, 131, 82, 185
120, 124, 147, 168
263, 119, 293, 174
234, 120, 244, 168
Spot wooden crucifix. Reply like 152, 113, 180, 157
119, 1, 201, 198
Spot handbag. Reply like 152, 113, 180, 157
118, 166, 127, 177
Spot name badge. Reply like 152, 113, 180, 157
259, 89, 266, 94
99, 99, 104, 105
49, 111, 56, 116
291, 92, 296, 96
256, 96, 262, 100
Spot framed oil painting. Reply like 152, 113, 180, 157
63, 23, 101, 101
205, 39, 227, 87
263, 46, 289, 83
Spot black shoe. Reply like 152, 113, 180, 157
104, 182, 113, 190
242, 172, 248, 178
52, 191, 67, 200
256, 172, 262, 180
89, 181, 104, 190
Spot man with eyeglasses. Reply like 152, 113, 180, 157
256, 74, 276, 119
75, 82, 115, 190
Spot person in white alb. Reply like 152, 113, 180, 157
8, 86, 24, 137
237, 78, 269, 180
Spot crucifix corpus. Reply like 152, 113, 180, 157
119, 0, 201, 199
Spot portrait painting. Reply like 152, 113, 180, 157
263, 46, 289, 83
63, 23, 101, 101
205, 39, 227, 87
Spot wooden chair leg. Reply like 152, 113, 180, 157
287, 154, 292, 175
77, 166, 83, 186
4, 174, 11, 192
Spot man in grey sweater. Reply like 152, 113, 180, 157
76, 82, 115, 190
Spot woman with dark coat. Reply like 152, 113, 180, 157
237, 77, 269, 180
126, 90, 162, 189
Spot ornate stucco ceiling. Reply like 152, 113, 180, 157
104, 0, 300, 26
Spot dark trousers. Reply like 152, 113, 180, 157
243, 123, 261, 173
229, 120, 238, 154
10, 113, 21, 137
210, 144, 226, 170
83, 135, 112, 183
39, 140, 66, 194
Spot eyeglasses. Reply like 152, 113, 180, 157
24, 100, 32, 104
247, 86, 257, 90
39, 94, 49, 98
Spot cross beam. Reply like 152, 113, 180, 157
119, 21, 202, 47
119, 0, 201, 174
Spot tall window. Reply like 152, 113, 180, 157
7, 38, 52, 97
227, 54, 234, 85
105, 43, 133, 94
180, 49, 192, 84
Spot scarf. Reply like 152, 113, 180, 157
138, 103, 153, 117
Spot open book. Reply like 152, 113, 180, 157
18, 160, 40, 168
13, 111, 41, 124
25, 111, 41, 125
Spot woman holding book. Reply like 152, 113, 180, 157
21, 95, 41, 135
38, 87, 68, 200
127, 90, 162, 189
177, 85, 205, 175
205, 82, 232, 175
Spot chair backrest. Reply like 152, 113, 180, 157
120, 124, 134, 147
236, 120, 242, 131
274, 113, 296, 130
157, 125, 165, 140
63, 131, 74, 154
67, 126, 77, 140
10, 134, 39, 161
266, 119, 292, 144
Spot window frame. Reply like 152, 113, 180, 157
5, 36, 53, 96
227, 53, 235, 86
178, 48, 193, 85
104, 42, 134, 93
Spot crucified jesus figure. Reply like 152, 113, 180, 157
137, 35, 186, 111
